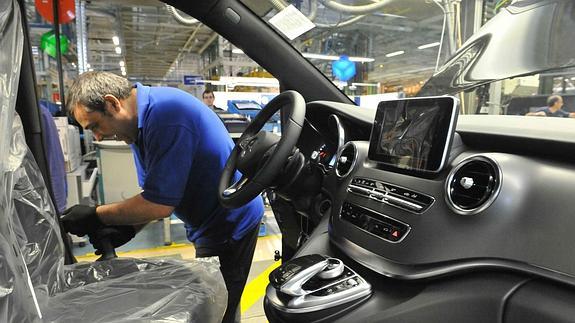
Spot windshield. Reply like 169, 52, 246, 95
242, 0, 575, 118
242, 0, 449, 103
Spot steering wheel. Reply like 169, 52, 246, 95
218, 91, 306, 208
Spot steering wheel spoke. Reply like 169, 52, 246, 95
223, 176, 249, 197
218, 91, 306, 208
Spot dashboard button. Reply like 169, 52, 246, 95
341, 202, 411, 243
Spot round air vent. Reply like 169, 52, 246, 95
446, 155, 501, 215
335, 142, 357, 178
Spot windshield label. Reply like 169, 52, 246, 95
269, 5, 315, 40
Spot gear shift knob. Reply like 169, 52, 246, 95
317, 258, 344, 279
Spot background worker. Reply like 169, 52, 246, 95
526, 94, 575, 118
202, 89, 225, 113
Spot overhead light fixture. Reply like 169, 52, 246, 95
112, 36, 119, 45
219, 76, 279, 88
119, 60, 125, 67
301, 53, 375, 63
417, 42, 440, 49
351, 82, 379, 87
86, 63, 91, 69
385, 50, 405, 57
232, 48, 244, 54
302, 53, 339, 61
115, 47, 121, 54
349, 57, 375, 63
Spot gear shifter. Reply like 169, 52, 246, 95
266, 254, 371, 315
317, 258, 344, 280
269, 254, 329, 296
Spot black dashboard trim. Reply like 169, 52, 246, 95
330, 231, 575, 288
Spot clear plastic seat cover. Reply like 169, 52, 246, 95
0, 1, 227, 321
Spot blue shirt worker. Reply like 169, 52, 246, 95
62, 71, 264, 323
526, 95, 575, 118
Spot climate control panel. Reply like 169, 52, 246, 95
340, 202, 410, 243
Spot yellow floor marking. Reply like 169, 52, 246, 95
74, 242, 194, 262
258, 233, 281, 242
75, 234, 281, 262
241, 260, 281, 314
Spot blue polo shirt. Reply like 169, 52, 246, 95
130, 83, 264, 246
534, 106, 570, 117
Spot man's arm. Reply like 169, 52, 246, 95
97, 193, 174, 226
526, 111, 546, 116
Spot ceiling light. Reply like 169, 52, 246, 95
120, 66, 126, 73
119, 60, 125, 67
385, 50, 405, 57
115, 47, 121, 54
86, 63, 91, 69
88, 68, 94, 72
302, 53, 339, 60
418, 42, 440, 49
301, 53, 375, 63
112, 36, 119, 45
121, 71, 126, 76
351, 82, 379, 87
219, 76, 279, 88
349, 56, 375, 63
232, 48, 244, 54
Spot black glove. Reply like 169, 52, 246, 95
89, 225, 136, 255
61, 205, 103, 236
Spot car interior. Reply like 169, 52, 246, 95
4, 0, 575, 322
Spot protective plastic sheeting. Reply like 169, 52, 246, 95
1, 1, 227, 321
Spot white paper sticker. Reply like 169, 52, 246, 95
268, 5, 316, 40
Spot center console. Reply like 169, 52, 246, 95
265, 254, 371, 321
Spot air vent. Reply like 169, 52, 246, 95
336, 142, 357, 178
446, 156, 501, 215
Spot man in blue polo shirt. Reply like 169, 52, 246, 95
526, 95, 575, 118
62, 71, 264, 323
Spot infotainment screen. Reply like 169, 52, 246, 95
368, 96, 458, 174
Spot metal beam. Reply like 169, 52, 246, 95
198, 32, 218, 55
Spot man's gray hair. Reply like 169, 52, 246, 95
547, 94, 563, 107
67, 71, 133, 117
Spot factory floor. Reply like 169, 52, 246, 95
73, 208, 281, 323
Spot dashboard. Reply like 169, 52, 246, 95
296, 99, 575, 288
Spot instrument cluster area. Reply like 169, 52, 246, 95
298, 117, 339, 172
